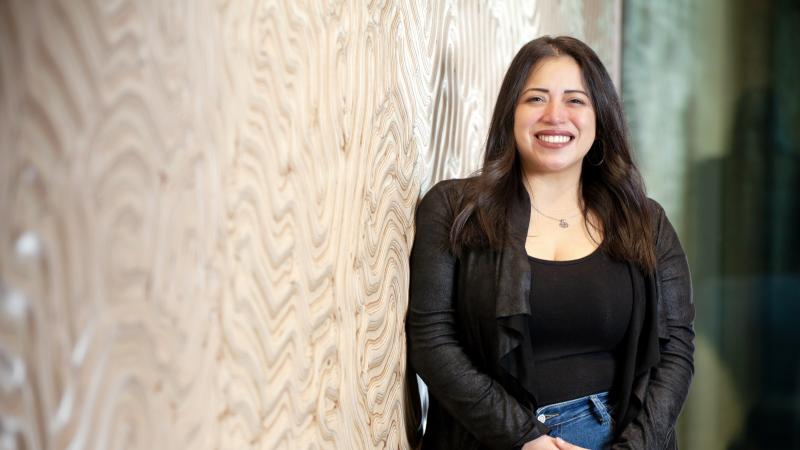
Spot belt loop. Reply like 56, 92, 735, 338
590, 394, 612, 424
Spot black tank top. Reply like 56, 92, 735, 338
527, 246, 633, 406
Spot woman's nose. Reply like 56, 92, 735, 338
541, 101, 566, 123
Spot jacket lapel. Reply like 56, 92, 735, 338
494, 183, 540, 399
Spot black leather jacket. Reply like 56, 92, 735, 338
407, 178, 695, 450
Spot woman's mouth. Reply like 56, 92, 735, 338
535, 132, 575, 148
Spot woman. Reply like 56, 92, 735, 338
406, 36, 694, 450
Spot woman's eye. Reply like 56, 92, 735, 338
527, 96, 545, 103
568, 98, 587, 105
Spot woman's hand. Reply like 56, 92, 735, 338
553, 437, 589, 450
522, 436, 589, 450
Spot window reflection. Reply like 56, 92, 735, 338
622, 0, 800, 448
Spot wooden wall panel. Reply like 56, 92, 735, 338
0, 1, 620, 448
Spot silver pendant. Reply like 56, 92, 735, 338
559, 219, 569, 228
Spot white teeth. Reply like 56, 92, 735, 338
538, 134, 571, 144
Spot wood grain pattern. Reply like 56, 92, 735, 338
0, 1, 620, 448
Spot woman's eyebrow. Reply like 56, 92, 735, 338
565, 89, 589, 96
521, 87, 589, 96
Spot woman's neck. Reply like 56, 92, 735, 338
522, 170, 583, 213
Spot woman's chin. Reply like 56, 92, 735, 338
526, 159, 583, 176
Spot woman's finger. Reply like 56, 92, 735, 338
553, 437, 589, 450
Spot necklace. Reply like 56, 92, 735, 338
530, 202, 582, 229
521, 176, 582, 231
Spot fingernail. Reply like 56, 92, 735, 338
556, 437, 565, 443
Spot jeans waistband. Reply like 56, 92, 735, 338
537, 391, 610, 411
535, 391, 614, 427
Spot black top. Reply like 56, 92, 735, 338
527, 246, 633, 406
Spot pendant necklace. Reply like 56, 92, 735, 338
521, 176, 582, 232
530, 203, 582, 229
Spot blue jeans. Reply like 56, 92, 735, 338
535, 391, 615, 450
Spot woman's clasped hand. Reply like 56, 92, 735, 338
523, 436, 589, 450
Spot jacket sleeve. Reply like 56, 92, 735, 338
613, 202, 696, 449
406, 181, 546, 450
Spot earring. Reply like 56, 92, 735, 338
588, 146, 605, 166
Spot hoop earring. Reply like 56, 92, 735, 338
588, 146, 605, 166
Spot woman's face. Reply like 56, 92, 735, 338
513, 55, 596, 177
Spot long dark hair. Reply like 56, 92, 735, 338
450, 35, 656, 273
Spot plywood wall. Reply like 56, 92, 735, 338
0, 1, 620, 448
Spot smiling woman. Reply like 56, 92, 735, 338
514, 56, 596, 178
406, 36, 695, 450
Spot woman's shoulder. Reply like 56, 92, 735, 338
645, 197, 667, 219
413, 177, 476, 230
644, 197, 685, 254
647, 197, 667, 230
418, 176, 474, 207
